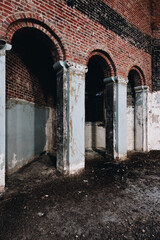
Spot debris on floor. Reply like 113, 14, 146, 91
0, 150, 160, 240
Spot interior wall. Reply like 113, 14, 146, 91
85, 122, 106, 149
6, 99, 50, 173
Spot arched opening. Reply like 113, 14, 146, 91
6, 27, 58, 173
85, 54, 111, 152
127, 68, 142, 151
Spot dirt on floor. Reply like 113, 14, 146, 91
0, 150, 160, 240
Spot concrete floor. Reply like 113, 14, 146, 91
0, 150, 160, 240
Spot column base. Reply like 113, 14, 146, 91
0, 186, 5, 193
57, 163, 85, 175
115, 154, 128, 161
69, 161, 85, 175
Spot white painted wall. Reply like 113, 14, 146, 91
148, 91, 160, 150
6, 98, 56, 173
127, 106, 135, 151
85, 122, 106, 149
85, 90, 160, 153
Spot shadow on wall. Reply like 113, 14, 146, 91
34, 105, 49, 155
92, 123, 96, 148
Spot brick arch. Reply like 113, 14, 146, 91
128, 66, 145, 87
86, 50, 116, 77
2, 13, 66, 61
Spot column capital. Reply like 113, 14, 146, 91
66, 61, 88, 73
0, 43, 12, 56
117, 77, 128, 85
104, 76, 117, 84
53, 60, 67, 72
53, 60, 88, 73
104, 76, 128, 85
134, 85, 149, 93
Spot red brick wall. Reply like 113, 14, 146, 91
151, 0, 160, 38
6, 50, 34, 102
0, 0, 152, 99
103, 0, 152, 35
151, 0, 160, 90
6, 27, 56, 107
6, 50, 55, 107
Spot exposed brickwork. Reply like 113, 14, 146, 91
129, 66, 145, 86
64, 0, 151, 54
152, 39, 160, 91
6, 27, 56, 107
87, 50, 116, 78
6, 49, 56, 107
5, 17, 65, 61
0, 0, 155, 100
6, 50, 33, 102
103, 0, 152, 36
127, 69, 143, 107
151, 0, 160, 90
151, 0, 160, 39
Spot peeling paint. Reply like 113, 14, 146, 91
103, 77, 128, 159
0, 52, 6, 190
152, 114, 159, 123
0, 154, 5, 170
127, 106, 135, 151
155, 94, 160, 104
134, 87, 149, 152
67, 62, 86, 174
11, 153, 19, 169
148, 91, 160, 150
44, 107, 56, 153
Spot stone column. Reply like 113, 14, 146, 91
104, 76, 127, 160
134, 86, 149, 152
53, 61, 87, 174
0, 43, 11, 192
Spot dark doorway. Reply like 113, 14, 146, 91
85, 54, 111, 151
6, 27, 58, 173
